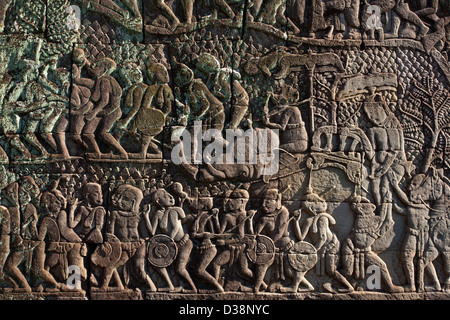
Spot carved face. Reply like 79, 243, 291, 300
5, 183, 19, 207
89, 58, 116, 78
120, 63, 143, 85
155, 66, 169, 84
243, 60, 259, 76
364, 102, 387, 126
198, 197, 213, 211
86, 184, 103, 206
147, 63, 170, 84
351, 202, 376, 216
73, 48, 86, 65
47, 58, 58, 70
18, 187, 31, 207
174, 65, 194, 87
154, 189, 175, 207
408, 173, 436, 204
196, 54, 220, 74
224, 197, 245, 212
262, 198, 278, 214
114, 189, 137, 212
302, 199, 327, 215
41, 192, 61, 215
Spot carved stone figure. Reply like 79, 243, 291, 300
341, 198, 404, 293
361, 0, 429, 40
4, 177, 69, 292
71, 182, 105, 243
362, 93, 410, 237
92, 184, 157, 292
404, 168, 450, 292
244, 49, 345, 79
253, 188, 302, 293
184, 192, 224, 292
262, 87, 308, 154
294, 187, 353, 293
2, 0, 450, 301
124, 62, 172, 158
173, 62, 225, 132
80, 58, 128, 159
210, 188, 254, 291
195, 53, 249, 130
39, 190, 87, 287
145, 188, 197, 293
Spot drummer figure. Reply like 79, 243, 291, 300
210, 188, 255, 291
293, 186, 354, 293
253, 188, 296, 292
146, 188, 197, 293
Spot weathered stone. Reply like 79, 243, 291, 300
0, 0, 450, 302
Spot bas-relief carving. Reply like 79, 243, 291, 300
0, 0, 449, 300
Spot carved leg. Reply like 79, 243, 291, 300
340, 240, 357, 287
211, 249, 231, 281
402, 234, 417, 292
394, 0, 429, 39
153, 267, 175, 292
228, 105, 248, 130
134, 245, 157, 292
325, 253, 354, 292
365, 252, 404, 293
98, 111, 128, 159
253, 263, 270, 293
0, 0, 12, 32
195, 246, 224, 292
6, 134, 31, 160
237, 249, 253, 281
441, 251, 450, 292
182, 0, 194, 24
99, 267, 119, 291
82, 116, 102, 157
155, 0, 180, 30
31, 243, 61, 291
214, 0, 235, 19
4, 251, 31, 293
174, 240, 197, 293
23, 132, 49, 158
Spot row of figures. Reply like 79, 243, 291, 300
2, 43, 249, 162
70, 0, 450, 53
0, 170, 448, 295
1, 0, 449, 47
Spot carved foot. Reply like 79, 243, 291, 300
387, 285, 404, 293
403, 284, 416, 293
44, 286, 61, 293
169, 19, 180, 32
425, 284, 442, 292
182, 288, 198, 294
279, 285, 299, 293
86, 152, 102, 159
13, 154, 32, 161
322, 283, 336, 293
443, 279, 450, 293
13, 286, 32, 294
199, 287, 224, 294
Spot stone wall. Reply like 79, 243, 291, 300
0, 0, 449, 300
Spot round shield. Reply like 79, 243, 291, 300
246, 235, 275, 265
135, 107, 165, 136
288, 241, 317, 272
147, 234, 178, 268
91, 241, 122, 268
